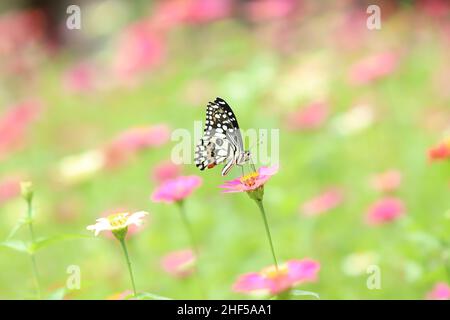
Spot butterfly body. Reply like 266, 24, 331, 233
195, 97, 251, 176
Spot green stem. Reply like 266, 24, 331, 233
177, 201, 207, 298
255, 199, 279, 270
26, 199, 41, 299
119, 239, 137, 297
177, 201, 199, 256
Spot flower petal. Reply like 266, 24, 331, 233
232, 272, 268, 293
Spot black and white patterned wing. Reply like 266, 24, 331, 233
210, 97, 244, 151
194, 97, 242, 171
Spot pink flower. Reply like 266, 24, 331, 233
104, 125, 170, 167
286, 102, 329, 131
365, 197, 405, 225
112, 21, 164, 82
0, 9, 46, 76
110, 125, 170, 152
233, 258, 320, 296
0, 175, 22, 205
0, 100, 42, 159
152, 160, 182, 183
301, 187, 344, 217
245, 0, 297, 22
151, 176, 202, 203
219, 165, 278, 193
418, 0, 450, 19
161, 249, 196, 278
63, 63, 98, 93
184, 0, 232, 24
428, 138, 450, 161
0, 9, 45, 56
370, 169, 402, 193
426, 282, 450, 300
348, 52, 399, 85
151, 0, 231, 31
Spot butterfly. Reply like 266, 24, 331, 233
195, 97, 251, 176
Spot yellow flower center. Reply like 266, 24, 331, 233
240, 172, 259, 187
261, 264, 288, 279
107, 213, 129, 229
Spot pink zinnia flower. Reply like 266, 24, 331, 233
219, 165, 278, 194
151, 160, 182, 183
63, 63, 98, 93
370, 169, 402, 193
245, 0, 297, 22
161, 249, 196, 278
286, 102, 329, 131
426, 282, 450, 300
365, 197, 405, 225
104, 125, 170, 167
0, 100, 42, 159
428, 138, 450, 161
348, 52, 399, 85
184, 0, 232, 24
113, 21, 164, 82
110, 125, 170, 152
0, 175, 22, 205
0, 9, 46, 77
233, 258, 320, 296
418, 0, 450, 19
151, 175, 202, 203
301, 187, 344, 217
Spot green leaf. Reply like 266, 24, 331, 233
0, 240, 29, 253
30, 234, 92, 253
134, 292, 172, 300
47, 288, 66, 300
6, 217, 32, 240
291, 290, 320, 299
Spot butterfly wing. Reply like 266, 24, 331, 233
195, 97, 243, 173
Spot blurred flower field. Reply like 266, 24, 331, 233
0, 0, 449, 300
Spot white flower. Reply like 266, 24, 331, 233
57, 150, 105, 185
332, 104, 374, 136
87, 211, 148, 236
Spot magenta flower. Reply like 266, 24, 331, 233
365, 197, 405, 225
219, 165, 278, 194
301, 187, 344, 217
151, 175, 202, 203
426, 282, 450, 300
220, 165, 280, 271
233, 259, 320, 296
286, 102, 329, 131
152, 174, 204, 296
370, 169, 402, 193
151, 160, 182, 184
161, 249, 196, 278
348, 51, 399, 85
